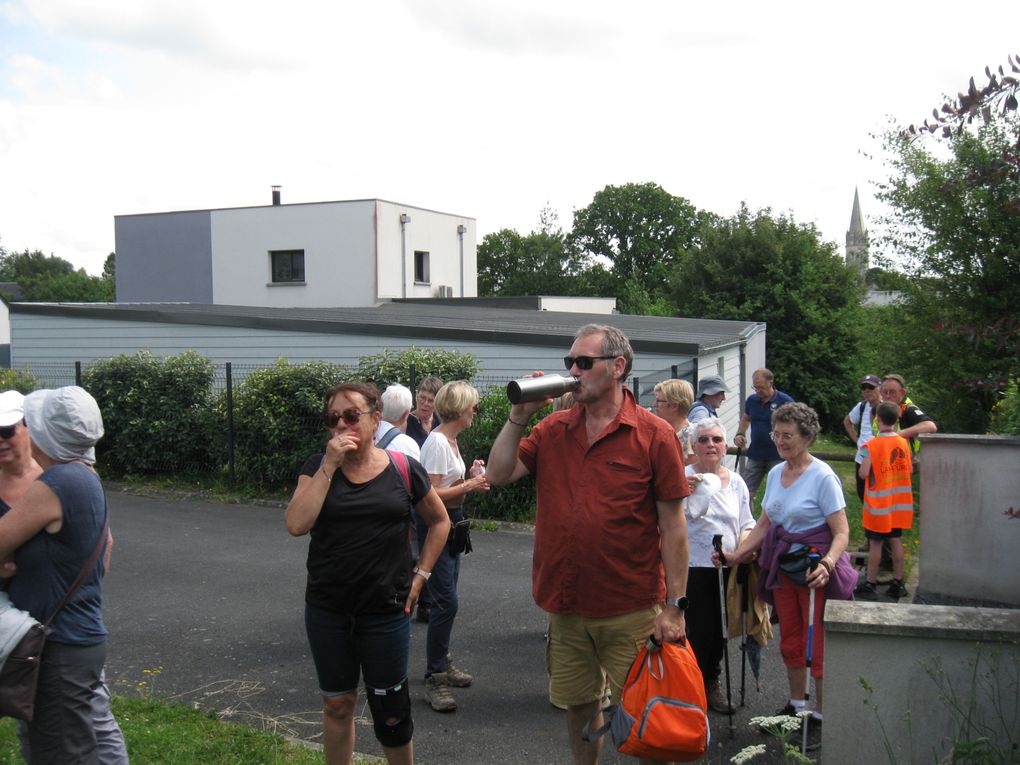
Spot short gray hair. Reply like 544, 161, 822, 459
381, 384, 413, 422
575, 323, 634, 379
692, 416, 727, 442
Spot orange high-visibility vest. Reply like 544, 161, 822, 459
862, 432, 914, 533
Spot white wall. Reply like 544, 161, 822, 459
537, 297, 617, 314
210, 201, 377, 307
376, 201, 476, 299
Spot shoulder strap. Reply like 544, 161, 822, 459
44, 491, 109, 628
857, 400, 866, 420
377, 425, 401, 450
388, 450, 411, 492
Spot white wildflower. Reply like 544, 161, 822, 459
749, 714, 802, 734
731, 743, 767, 763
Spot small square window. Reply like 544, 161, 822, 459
270, 250, 305, 283
414, 250, 430, 283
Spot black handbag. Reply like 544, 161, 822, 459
0, 512, 109, 722
448, 518, 473, 556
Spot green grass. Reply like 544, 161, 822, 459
0, 697, 385, 764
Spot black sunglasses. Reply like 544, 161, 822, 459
860, 384, 876, 391
697, 435, 725, 444
0, 424, 17, 440
563, 355, 616, 371
324, 409, 372, 428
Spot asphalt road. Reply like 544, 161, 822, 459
101, 489, 798, 764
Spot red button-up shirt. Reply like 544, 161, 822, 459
518, 388, 690, 617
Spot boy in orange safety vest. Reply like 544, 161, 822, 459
855, 401, 914, 600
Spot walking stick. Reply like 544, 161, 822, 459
737, 561, 750, 707
712, 535, 735, 738
802, 550, 821, 756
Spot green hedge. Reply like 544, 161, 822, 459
458, 387, 540, 522
224, 359, 352, 487
356, 346, 480, 390
83, 351, 219, 476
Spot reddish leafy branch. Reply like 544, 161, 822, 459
905, 53, 1020, 140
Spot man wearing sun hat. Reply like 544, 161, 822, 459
689, 375, 730, 424
844, 374, 882, 502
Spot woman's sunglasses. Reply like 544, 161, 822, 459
563, 355, 616, 371
697, 435, 725, 444
0, 424, 17, 440
324, 409, 372, 428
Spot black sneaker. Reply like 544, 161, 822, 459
854, 581, 878, 600
886, 580, 909, 599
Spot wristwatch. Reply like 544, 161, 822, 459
665, 596, 689, 611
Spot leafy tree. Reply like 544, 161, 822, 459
0, 248, 114, 302
477, 228, 576, 296
674, 205, 863, 429
568, 182, 703, 309
876, 112, 1020, 431
103, 252, 116, 283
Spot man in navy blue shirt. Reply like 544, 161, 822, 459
733, 368, 794, 497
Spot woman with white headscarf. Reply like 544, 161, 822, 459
0, 386, 109, 764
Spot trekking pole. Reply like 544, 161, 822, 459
737, 561, 749, 707
802, 550, 821, 756
712, 535, 735, 738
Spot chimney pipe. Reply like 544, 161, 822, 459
271, 186, 281, 206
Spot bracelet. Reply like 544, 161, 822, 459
819, 556, 834, 574
320, 466, 334, 481
413, 567, 431, 581
507, 416, 528, 427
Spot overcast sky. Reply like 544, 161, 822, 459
1, 1, 1017, 275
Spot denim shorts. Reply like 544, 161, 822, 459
304, 604, 411, 695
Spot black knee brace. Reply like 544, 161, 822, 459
365, 680, 413, 748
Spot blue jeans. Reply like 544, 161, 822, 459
304, 605, 411, 695
424, 509, 463, 676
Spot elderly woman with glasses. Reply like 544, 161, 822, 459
714, 402, 855, 746
286, 382, 451, 765
417, 380, 489, 713
683, 417, 755, 714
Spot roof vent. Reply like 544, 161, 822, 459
271, 186, 281, 206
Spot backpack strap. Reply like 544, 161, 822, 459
387, 450, 411, 492
377, 424, 401, 450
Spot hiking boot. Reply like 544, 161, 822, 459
886, 580, 909, 599
424, 674, 457, 712
854, 580, 878, 600
705, 680, 734, 714
444, 655, 473, 687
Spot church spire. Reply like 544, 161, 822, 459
845, 187, 869, 273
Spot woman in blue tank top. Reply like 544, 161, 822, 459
0, 386, 109, 765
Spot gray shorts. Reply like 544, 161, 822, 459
23, 640, 107, 765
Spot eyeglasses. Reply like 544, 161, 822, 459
654, 399, 671, 406
697, 435, 725, 444
563, 355, 616, 371
770, 430, 798, 442
860, 384, 876, 391
0, 424, 17, 440
324, 409, 372, 428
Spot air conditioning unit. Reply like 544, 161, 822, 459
437, 285, 454, 298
